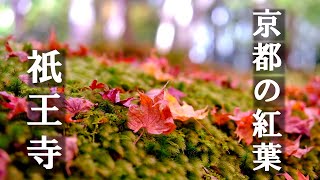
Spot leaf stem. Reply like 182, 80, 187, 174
133, 128, 145, 145
195, 119, 214, 137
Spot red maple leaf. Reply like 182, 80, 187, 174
48, 29, 68, 51
0, 91, 39, 121
229, 107, 254, 145
47, 29, 90, 57
69, 44, 89, 57
4, 36, 28, 62
211, 106, 231, 125
128, 91, 176, 135
100, 88, 121, 102
89, 80, 105, 90
100, 88, 134, 107
274, 135, 313, 158
117, 56, 137, 63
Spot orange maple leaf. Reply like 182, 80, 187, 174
128, 91, 176, 135
229, 108, 254, 145
211, 106, 231, 125
141, 61, 173, 81
164, 91, 208, 121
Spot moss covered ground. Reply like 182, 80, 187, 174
0, 41, 319, 180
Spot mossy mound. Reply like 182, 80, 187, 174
0, 43, 319, 180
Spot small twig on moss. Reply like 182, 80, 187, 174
133, 128, 145, 145
194, 119, 214, 137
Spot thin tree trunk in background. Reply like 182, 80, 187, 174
286, 12, 295, 65
123, 0, 133, 44
12, 0, 25, 40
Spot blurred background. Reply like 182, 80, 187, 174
0, 0, 320, 72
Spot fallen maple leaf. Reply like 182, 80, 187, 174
69, 44, 89, 57
275, 135, 313, 158
278, 171, 310, 180
164, 91, 208, 121
168, 87, 186, 101
279, 172, 294, 180
119, 97, 134, 107
229, 108, 254, 145
100, 88, 120, 102
100, 88, 134, 107
18, 74, 34, 87
117, 56, 137, 63
47, 29, 91, 57
0, 149, 10, 180
65, 97, 93, 115
0, 91, 39, 121
305, 107, 320, 121
48, 29, 68, 51
297, 171, 311, 180
277, 101, 315, 136
305, 76, 320, 106
65, 97, 94, 123
141, 60, 173, 81
89, 80, 105, 90
146, 87, 185, 102
286, 86, 304, 100
50, 86, 65, 94
65, 136, 78, 175
280, 116, 314, 137
30, 40, 45, 50
4, 36, 28, 62
128, 91, 176, 135
211, 106, 231, 125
